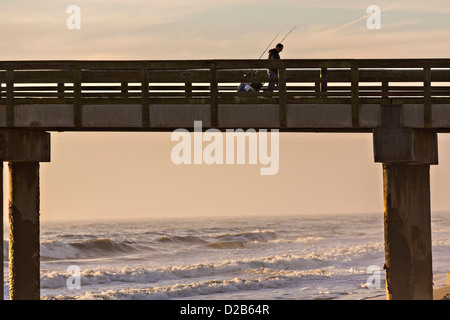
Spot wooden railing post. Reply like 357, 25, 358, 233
185, 82, 192, 99
278, 65, 287, 128
6, 69, 14, 127
382, 81, 389, 99
73, 69, 82, 127
121, 82, 129, 99
351, 66, 360, 128
141, 69, 150, 127
210, 63, 218, 128
315, 80, 320, 99
320, 67, 328, 98
424, 67, 432, 128
57, 83, 65, 99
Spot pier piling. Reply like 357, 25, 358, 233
8, 162, 40, 300
381, 163, 434, 299
0, 129, 50, 300
373, 104, 437, 300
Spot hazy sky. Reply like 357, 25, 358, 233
2, 0, 450, 221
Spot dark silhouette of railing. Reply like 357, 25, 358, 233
1, 59, 450, 128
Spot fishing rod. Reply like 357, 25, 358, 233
240, 26, 297, 91
244, 30, 281, 79
278, 26, 297, 44
252, 26, 297, 73
257, 26, 297, 62
257, 30, 281, 60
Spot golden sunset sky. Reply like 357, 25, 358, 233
2, 0, 450, 220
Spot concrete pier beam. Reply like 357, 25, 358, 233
373, 105, 438, 300
8, 162, 40, 300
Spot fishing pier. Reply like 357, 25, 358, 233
1, 58, 449, 300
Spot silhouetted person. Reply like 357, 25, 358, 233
267, 43, 283, 92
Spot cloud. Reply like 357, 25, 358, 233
317, 3, 408, 35
1, 0, 450, 60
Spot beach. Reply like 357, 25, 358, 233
433, 272, 450, 300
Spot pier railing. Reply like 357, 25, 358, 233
1, 59, 450, 128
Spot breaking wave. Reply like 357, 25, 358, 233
39, 246, 389, 300
39, 238, 141, 260
35, 230, 282, 260
39, 242, 384, 291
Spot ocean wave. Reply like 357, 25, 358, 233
205, 241, 246, 249
214, 230, 277, 242
202, 230, 278, 249
433, 238, 450, 247
37, 241, 386, 299
150, 230, 279, 250
40, 240, 80, 260
43, 270, 335, 300
4, 229, 282, 261
70, 238, 135, 253
40, 252, 342, 290
156, 235, 207, 244
39, 238, 143, 260
273, 236, 325, 244
6, 235, 384, 267
5, 238, 136, 261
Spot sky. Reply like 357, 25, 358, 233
2, 0, 450, 221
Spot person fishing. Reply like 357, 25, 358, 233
237, 30, 281, 93
237, 27, 295, 93
266, 43, 283, 92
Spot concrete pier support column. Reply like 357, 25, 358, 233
8, 162, 40, 300
0, 129, 50, 300
382, 163, 433, 299
374, 105, 438, 300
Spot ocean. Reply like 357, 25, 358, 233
3, 212, 450, 300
